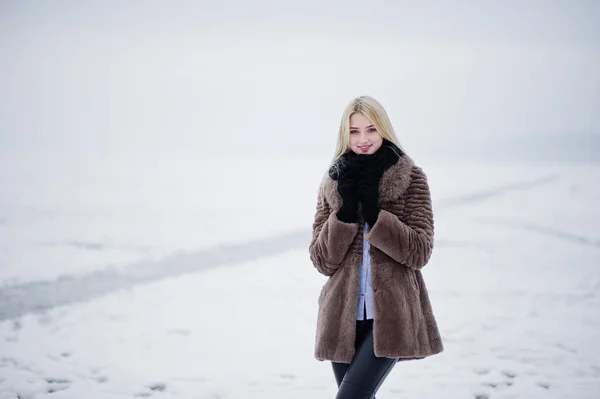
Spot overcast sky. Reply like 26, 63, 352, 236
1, 0, 599, 161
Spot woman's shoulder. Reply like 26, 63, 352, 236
317, 170, 337, 208
379, 153, 416, 201
390, 154, 430, 182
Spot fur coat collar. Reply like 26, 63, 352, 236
321, 151, 416, 211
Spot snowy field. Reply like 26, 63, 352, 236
2, 1, 599, 398
1, 154, 599, 399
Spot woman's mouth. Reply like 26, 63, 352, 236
358, 145, 371, 152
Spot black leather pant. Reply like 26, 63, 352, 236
331, 318, 398, 399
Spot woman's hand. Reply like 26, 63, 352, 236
358, 180, 380, 226
335, 165, 360, 223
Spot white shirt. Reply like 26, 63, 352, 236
356, 222, 374, 320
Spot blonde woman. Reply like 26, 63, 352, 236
309, 96, 443, 398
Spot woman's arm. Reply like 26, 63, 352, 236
309, 181, 359, 276
364, 166, 434, 270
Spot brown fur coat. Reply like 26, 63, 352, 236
309, 153, 443, 363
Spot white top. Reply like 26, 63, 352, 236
356, 222, 374, 320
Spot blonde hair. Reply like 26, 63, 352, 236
327, 96, 405, 176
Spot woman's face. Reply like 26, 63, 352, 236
348, 112, 383, 155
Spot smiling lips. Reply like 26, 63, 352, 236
358, 145, 371, 152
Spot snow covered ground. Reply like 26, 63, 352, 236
1, 155, 599, 398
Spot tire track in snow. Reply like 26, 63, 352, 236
474, 217, 600, 249
436, 174, 558, 208
0, 174, 558, 321
0, 230, 310, 321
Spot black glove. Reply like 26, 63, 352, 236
335, 159, 361, 223
335, 176, 359, 223
358, 180, 380, 226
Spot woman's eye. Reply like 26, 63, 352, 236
368, 128, 377, 133
350, 130, 358, 134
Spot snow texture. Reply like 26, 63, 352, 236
1, 156, 599, 398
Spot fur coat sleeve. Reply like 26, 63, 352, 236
364, 166, 434, 270
308, 178, 359, 276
